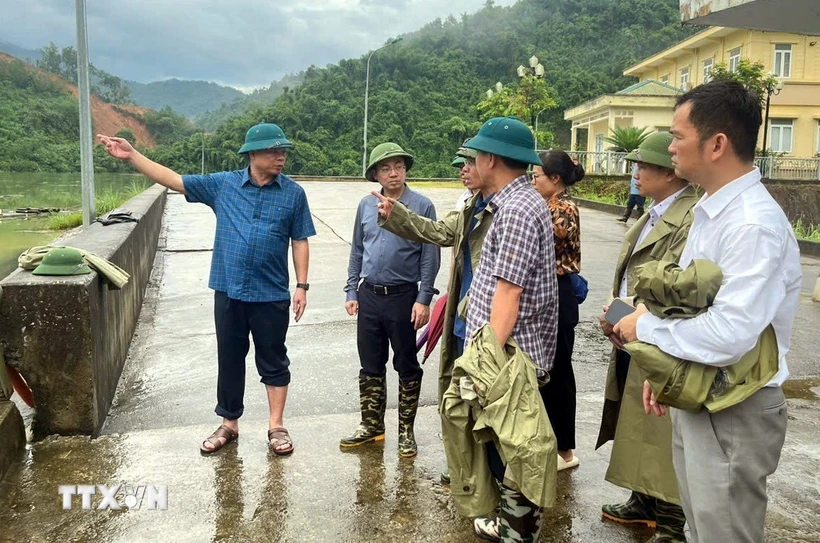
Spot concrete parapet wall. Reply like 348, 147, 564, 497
0, 401, 25, 481
0, 185, 166, 439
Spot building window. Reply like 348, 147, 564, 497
773, 44, 792, 78
729, 47, 741, 72
816, 121, 820, 155
680, 67, 690, 90
660, 73, 670, 84
703, 58, 714, 82
769, 119, 793, 153
595, 134, 605, 153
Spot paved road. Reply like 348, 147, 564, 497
2, 182, 818, 542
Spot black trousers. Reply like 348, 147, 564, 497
356, 282, 423, 382
626, 194, 647, 215
214, 291, 291, 420
540, 274, 580, 451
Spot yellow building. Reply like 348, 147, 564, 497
566, 27, 820, 158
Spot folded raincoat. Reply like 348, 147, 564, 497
440, 324, 556, 518
18, 246, 130, 290
625, 259, 779, 413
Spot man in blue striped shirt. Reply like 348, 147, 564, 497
341, 142, 440, 458
99, 123, 315, 457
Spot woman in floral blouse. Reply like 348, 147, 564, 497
532, 149, 583, 471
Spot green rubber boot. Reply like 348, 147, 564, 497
398, 379, 422, 457
340, 375, 386, 448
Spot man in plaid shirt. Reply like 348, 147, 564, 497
463, 117, 559, 543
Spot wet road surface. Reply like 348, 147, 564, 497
2, 182, 818, 542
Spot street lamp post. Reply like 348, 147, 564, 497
534, 108, 549, 148
362, 37, 402, 177
75, 0, 95, 226
761, 75, 783, 177
517, 56, 545, 127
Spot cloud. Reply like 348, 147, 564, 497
0, 0, 516, 88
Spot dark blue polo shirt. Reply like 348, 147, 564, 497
182, 168, 316, 302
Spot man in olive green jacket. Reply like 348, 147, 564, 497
596, 132, 698, 543
377, 142, 494, 402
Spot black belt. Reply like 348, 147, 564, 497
362, 281, 416, 296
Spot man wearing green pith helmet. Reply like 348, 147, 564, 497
99, 123, 316, 457
342, 142, 440, 458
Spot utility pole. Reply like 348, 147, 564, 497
201, 132, 205, 175
362, 38, 402, 178
75, 0, 95, 226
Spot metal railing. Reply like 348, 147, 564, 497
566, 151, 632, 176
566, 151, 820, 180
755, 157, 820, 181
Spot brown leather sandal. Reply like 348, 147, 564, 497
200, 424, 239, 455
267, 427, 294, 456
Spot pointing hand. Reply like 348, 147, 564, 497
97, 134, 135, 161
371, 191, 397, 219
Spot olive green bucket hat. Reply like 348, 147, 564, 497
451, 138, 477, 167
464, 117, 542, 166
365, 142, 414, 182
625, 131, 675, 170
32, 247, 91, 276
237, 123, 295, 154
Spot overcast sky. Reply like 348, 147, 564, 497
1, 0, 516, 91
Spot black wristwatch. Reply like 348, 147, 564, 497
296, 283, 310, 291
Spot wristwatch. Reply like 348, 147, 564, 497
296, 283, 310, 291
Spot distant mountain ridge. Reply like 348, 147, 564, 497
0, 40, 303, 129
0, 42, 40, 63
126, 78, 245, 120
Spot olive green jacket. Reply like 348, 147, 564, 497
596, 186, 698, 505
597, 186, 699, 448
625, 259, 780, 413
379, 193, 494, 400
440, 325, 557, 518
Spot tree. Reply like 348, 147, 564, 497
36, 43, 63, 75
476, 75, 558, 146
604, 126, 650, 152
709, 59, 779, 106
115, 128, 136, 145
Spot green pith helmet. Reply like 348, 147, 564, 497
456, 138, 478, 159
464, 117, 542, 166
365, 142, 414, 182
451, 137, 478, 167
237, 123, 295, 154
32, 247, 91, 276
625, 131, 675, 170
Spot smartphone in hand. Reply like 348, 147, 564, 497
605, 298, 636, 325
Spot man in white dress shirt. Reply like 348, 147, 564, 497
614, 80, 802, 543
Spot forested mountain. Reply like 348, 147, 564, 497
194, 73, 305, 131
0, 53, 194, 172
151, 0, 696, 178
0, 0, 695, 176
126, 79, 245, 120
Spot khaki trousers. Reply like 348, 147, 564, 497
671, 386, 787, 542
